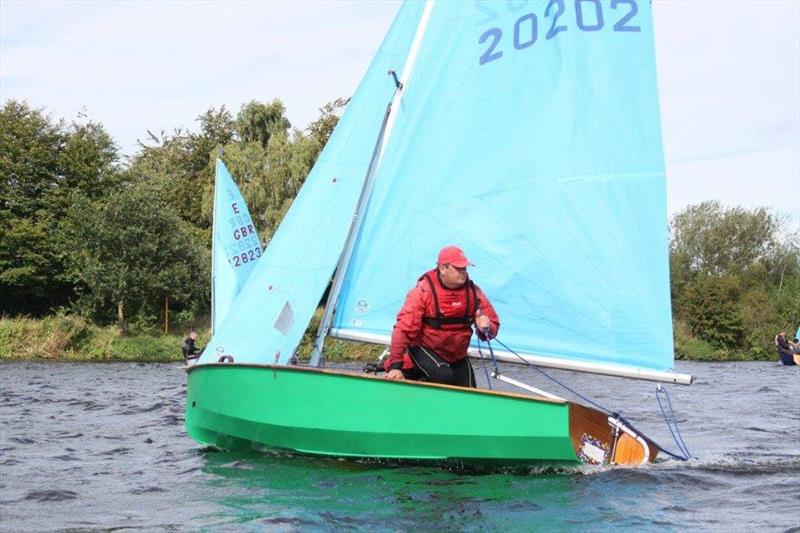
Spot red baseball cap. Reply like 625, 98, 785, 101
437, 245, 473, 268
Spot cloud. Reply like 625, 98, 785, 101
1, 0, 798, 228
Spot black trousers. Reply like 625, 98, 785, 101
403, 346, 476, 388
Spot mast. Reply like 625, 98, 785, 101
309, 0, 436, 367
308, 78, 401, 367
210, 156, 221, 335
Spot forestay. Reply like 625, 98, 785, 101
330, 1, 676, 374
197, 2, 427, 365
211, 159, 261, 334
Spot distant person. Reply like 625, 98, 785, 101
774, 330, 795, 366
383, 245, 500, 388
182, 331, 202, 361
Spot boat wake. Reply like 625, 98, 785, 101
654, 453, 800, 475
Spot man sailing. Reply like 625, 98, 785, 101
384, 245, 500, 387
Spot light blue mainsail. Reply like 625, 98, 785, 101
197, 2, 426, 365
331, 1, 675, 372
211, 159, 261, 333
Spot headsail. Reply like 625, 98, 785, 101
211, 159, 261, 333
197, 2, 426, 365
330, 1, 677, 377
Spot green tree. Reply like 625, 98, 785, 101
681, 274, 746, 349
0, 100, 64, 217
217, 128, 317, 242
60, 183, 208, 332
235, 99, 291, 148
670, 201, 800, 358
130, 106, 235, 230
306, 97, 348, 154
670, 201, 785, 277
0, 101, 120, 315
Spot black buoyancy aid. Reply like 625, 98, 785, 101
420, 271, 479, 330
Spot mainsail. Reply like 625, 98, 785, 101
196, 2, 428, 365
329, 1, 678, 379
211, 159, 261, 333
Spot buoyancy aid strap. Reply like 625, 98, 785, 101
419, 272, 479, 329
421, 273, 443, 327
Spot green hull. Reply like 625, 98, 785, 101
185, 364, 582, 463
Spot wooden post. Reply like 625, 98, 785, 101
164, 296, 169, 334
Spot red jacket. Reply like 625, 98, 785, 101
386, 268, 500, 370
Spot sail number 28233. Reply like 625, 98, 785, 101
478, 0, 641, 66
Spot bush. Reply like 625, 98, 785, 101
680, 275, 746, 349
0, 315, 205, 361
0, 314, 93, 358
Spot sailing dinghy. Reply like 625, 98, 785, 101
186, 0, 693, 466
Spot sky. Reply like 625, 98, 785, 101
1, 0, 798, 231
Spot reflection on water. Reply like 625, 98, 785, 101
0, 360, 798, 530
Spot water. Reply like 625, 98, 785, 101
1, 360, 798, 531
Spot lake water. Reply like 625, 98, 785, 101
1, 360, 798, 531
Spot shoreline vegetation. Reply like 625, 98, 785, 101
0, 312, 786, 363
0, 312, 387, 364
2, 100, 798, 364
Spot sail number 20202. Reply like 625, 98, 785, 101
478, 0, 641, 66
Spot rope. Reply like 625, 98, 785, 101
486, 335, 691, 461
491, 336, 610, 414
655, 384, 692, 460
475, 343, 493, 390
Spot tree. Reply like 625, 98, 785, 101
130, 106, 236, 230
60, 183, 208, 332
214, 127, 317, 244
670, 201, 785, 277
0, 101, 121, 315
235, 99, 291, 149
670, 201, 800, 357
0, 100, 64, 217
681, 274, 746, 349
306, 97, 348, 153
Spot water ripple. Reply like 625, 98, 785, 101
1, 360, 798, 532
25, 490, 79, 502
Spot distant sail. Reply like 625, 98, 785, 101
211, 159, 261, 333
197, 2, 426, 365
331, 1, 675, 372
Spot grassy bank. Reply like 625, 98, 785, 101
0, 315, 198, 362
0, 313, 384, 363
0, 315, 780, 363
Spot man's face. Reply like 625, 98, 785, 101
439, 263, 467, 288
190, 332, 198, 340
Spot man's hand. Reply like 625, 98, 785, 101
475, 314, 491, 332
385, 369, 405, 381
